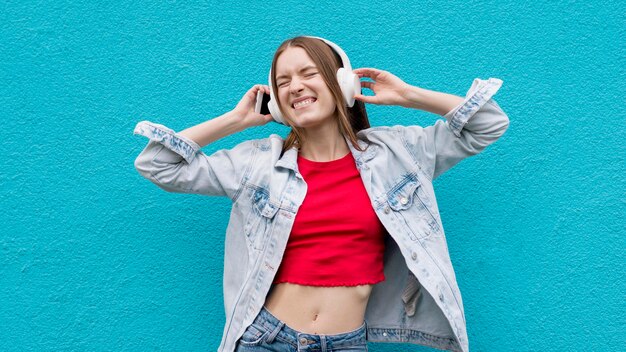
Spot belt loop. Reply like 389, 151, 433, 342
266, 321, 284, 343
365, 320, 368, 340
321, 335, 327, 352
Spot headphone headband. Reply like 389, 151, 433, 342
301, 36, 353, 71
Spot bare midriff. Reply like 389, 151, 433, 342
263, 282, 374, 335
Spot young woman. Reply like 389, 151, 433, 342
133, 36, 509, 352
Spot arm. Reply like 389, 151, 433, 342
132, 111, 257, 201
177, 110, 245, 148
132, 84, 273, 200
401, 85, 465, 116
398, 78, 510, 180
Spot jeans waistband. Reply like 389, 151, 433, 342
255, 305, 367, 349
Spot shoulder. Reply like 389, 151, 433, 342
230, 134, 286, 161
356, 124, 419, 146
358, 125, 429, 166
358, 124, 424, 138
358, 125, 398, 136
227, 134, 278, 151
253, 133, 285, 151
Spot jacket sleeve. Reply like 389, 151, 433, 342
132, 120, 257, 201
398, 77, 510, 180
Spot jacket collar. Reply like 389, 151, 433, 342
274, 134, 377, 172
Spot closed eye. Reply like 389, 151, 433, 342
278, 72, 318, 87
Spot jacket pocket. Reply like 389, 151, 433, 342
244, 186, 280, 251
387, 173, 441, 240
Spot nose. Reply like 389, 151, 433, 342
289, 77, 305, 94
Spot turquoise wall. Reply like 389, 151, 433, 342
2, 1, 623, 351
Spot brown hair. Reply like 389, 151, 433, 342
270, 36, 370, 156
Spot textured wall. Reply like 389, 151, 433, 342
1, 1, 623, 351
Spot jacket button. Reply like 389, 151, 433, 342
384, 206, 390, 214
412, 252, 417, 260
400, 197, 408, 205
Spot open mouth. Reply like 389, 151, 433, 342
292, 98, 317, 110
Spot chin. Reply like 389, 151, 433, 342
291, 118, 317, 129
292, 111, 335, 127
294, 114, 330, 128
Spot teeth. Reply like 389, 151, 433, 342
293, 98, 316, 109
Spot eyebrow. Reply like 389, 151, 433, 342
276, 65, 318, 80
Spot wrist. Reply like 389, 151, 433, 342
401, 85, 426, 109
224, 110, 248, 131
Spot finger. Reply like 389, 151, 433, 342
257, 85, 270, 95
354, 67, 378, 74
249, 84, 266, 98
248, 86, 260, 97
354, 93, 375, 104
361, 81, 375, 89
353, 67, 382, 78
247, 85, 259, 96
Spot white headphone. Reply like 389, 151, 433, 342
267, 36, 361, 125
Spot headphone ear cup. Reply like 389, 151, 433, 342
268, 96, 286, 125
337, 68, 360, 108
348, 72, 361, 108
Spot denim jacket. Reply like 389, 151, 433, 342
133, 78, 509, 352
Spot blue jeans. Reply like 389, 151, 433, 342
235, 305, 369, 351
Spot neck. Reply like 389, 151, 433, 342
298, 120, 349, 162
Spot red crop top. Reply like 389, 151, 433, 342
272, 150, 387, 287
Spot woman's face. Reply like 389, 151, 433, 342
274, 46, 337, 128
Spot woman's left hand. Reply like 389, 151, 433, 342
353, 67, 413, 107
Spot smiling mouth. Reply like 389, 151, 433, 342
292, 98, 317, 110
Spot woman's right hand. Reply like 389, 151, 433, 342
232, 84, 274, 128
